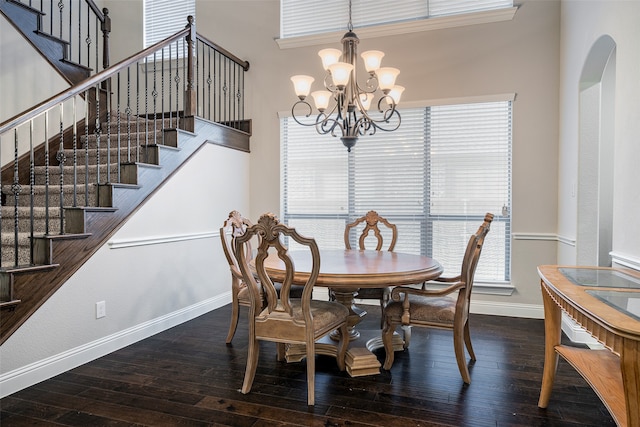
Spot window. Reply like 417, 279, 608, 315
143, 0, 195, 56
281, 0, 514, 39
281, 100, 512, 283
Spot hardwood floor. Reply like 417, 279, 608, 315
1, 304, 615, 426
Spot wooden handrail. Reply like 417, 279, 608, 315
196, 33, 250, 71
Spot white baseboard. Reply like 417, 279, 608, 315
0, 293, 231, 398
560, 313, 602, 348
470, 300, 544, 319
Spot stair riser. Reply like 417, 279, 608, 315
2, 216, 62, 234
101, 117, 177, 134
80, 130, 163, 150
2, 189, 97, 208
54, 149, 148, 166
33, 165, 120, 185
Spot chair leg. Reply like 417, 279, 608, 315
453, 326, 471, 384
382, 320, 396, 370
225, 295, 240, 344
241, 337, 260, 394
335, 323, 349, 372
463, 319, 476, 361
306, 340, 315, 405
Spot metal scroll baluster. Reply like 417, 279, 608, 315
175, 44, 181, 128
72, 98, 78, 207
207, 46, 212, 121
161, 47, 165, 145
94, 84, 101, 186
116, 72, 121, 183
12, 129, 22, 266
29, 120, 35, 263
56, 103, 65, 234
86, 8, 92, 72
126, 67, 132, 163
105, 81, 111, 184
144, 57, 149, 149
78, 0, 81, 64
57, 0, 63, 38
45, 111, 50, 235
84, 92, 89, 206
168, 44, 173, 129
152, 51, 158, 155
223, 55, 228, 125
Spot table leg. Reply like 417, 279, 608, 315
621, 338, 640, 427
330, 288, 367, 340
538, 281, 561, 408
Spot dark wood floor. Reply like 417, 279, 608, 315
1, 304, 615, 426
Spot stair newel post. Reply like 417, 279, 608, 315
100, 8, 111, 94
184, 15, 196, 132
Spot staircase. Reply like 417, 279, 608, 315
0, 0, 110, 85
0, 12, 251, 344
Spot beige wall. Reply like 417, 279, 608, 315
193, 0, 561, 309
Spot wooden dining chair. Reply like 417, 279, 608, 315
234, 213, 350, 406
339, 210, 398, 327
220, 210, 257, 344
381, 213, 494, 384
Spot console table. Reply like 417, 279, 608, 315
537, 265, 640, 427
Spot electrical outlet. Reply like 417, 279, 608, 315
96, 301, 106, 319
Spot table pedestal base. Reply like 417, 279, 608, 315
284, 329, 405, 377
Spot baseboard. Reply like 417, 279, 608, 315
560, 313, 602, 347
469, 300, 544, 319
0, 292, 231, 398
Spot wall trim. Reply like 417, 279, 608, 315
557, 235, 576, 246
610, 251, 640, 270
0, 293, 231, 398
276, 7, 518, 49
108, 231, 219, 249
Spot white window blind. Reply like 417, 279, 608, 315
281, 101, 512, 282
144, 0, 195, 55
281, 0, 513, 39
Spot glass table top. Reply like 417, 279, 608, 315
559, 267, 640, 289
586, 290, 640, 321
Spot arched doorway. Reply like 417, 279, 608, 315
577, 35, 616, 267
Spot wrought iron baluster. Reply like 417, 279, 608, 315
12, 129, 22, 266
94, 84, 101, 186
152, 52, 158, 156
72, 97, 77, 207
116, 72, 121, 183
56, 103, 65, 234
169, 44, 173, 129
84, 91, 89, 205
207, 45, 211, 121
29, 120, 34, 263
86, 9, 92, 72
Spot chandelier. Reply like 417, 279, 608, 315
290, 0, 403, 152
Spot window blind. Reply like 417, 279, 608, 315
144, 0, 195, 55
281, 101, 512, 282
281, 0, 513, 39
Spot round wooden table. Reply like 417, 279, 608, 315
262, 249, 443, 376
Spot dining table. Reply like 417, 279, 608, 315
261, 249, 443, 376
